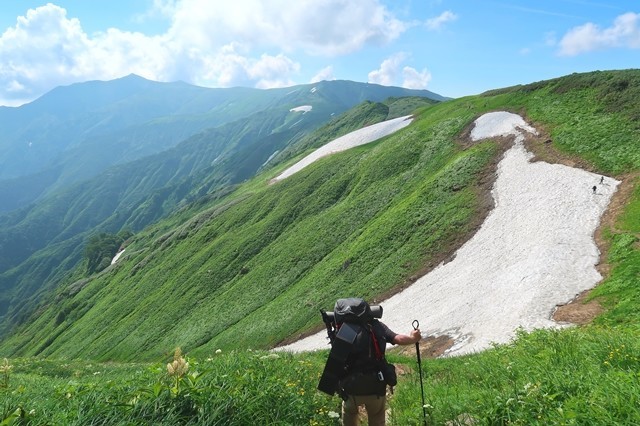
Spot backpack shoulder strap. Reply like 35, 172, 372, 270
368, 324, 384, 361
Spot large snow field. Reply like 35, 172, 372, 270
278, 111, 620, 356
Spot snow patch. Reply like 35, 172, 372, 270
272, 115, 413, 182
471, 111, 537, 139
277, 111, 619, 356
290, 105, 313, 113
111, 249, 125, 265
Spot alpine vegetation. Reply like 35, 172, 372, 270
1, 69, 640, 425
280, 111, 619, 355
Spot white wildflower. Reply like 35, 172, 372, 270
167, 348, 189, 378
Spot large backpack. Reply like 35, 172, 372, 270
334, 298, 375, 324
317, 298, 395, 398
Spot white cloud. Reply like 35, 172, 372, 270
368, 52, 408, 86
310, 66, 335, 83
6, 80, 25, 93
166, 0, 407, 56
368, 53, 431, 90
425, 10, 458, 31
0, 5, 86, 103
196, 44, 299, 88
402, 66, 432, 89
558, 12, 640, 56
0, 4, 171, 105
0, 0, 409, 105
151, 0, 178, 17
250, 54, 300, 89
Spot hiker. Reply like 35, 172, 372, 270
592, 185, 597, 194
317, 298, 421, 426
600, 176, 604, 184
342, 321, 421, 426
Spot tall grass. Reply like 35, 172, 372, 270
1, 350, 340, 425
391, 327, 640, 425
3, 326, 639, 425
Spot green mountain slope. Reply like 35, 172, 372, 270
1, 70, 639, 367
0, 97, 436, 339
1, 70, 639, 426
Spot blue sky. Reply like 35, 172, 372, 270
0, 0, 638, 106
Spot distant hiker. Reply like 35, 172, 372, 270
592, 185, 597, 194
318, 298, 421, 426
600, 176, 604, 184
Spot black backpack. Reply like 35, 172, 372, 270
334, 298, 375, 323
318, 298, 396, 398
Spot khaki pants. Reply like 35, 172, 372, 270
342, 394, 386, 426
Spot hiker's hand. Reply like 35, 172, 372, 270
393, 330, 422, 345
410, 328, 421, 343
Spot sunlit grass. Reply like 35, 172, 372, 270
2, 70, 640, 425
3, 326, 639, 425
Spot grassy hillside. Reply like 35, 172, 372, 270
3, 328, 637, 424
0, 96, 435, 340
1, 99, 491, 360
1, 69, 639, 424
2, 70, 639, 360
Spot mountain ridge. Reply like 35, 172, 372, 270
0, 75, 444, 209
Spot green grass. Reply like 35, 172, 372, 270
2, 69, 640, 424
3, 326, 639, 425
391, 326, 640, 425
1, 350, 340, 425
0, 101, 496, 361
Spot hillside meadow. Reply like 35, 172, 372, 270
1, 70, 640, 424
0, 78, 439, 342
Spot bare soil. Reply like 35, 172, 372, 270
391, 334, 456, 359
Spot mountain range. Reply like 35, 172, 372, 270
0, 75, 442, 342
1, 68, 639, 425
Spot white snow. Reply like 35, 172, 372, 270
278, 111, 619, 356
272, 115, 413, 182
111, 249, 125, 265
290, 105, 313, 113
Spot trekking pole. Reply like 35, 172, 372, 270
413, 320, 427, 426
